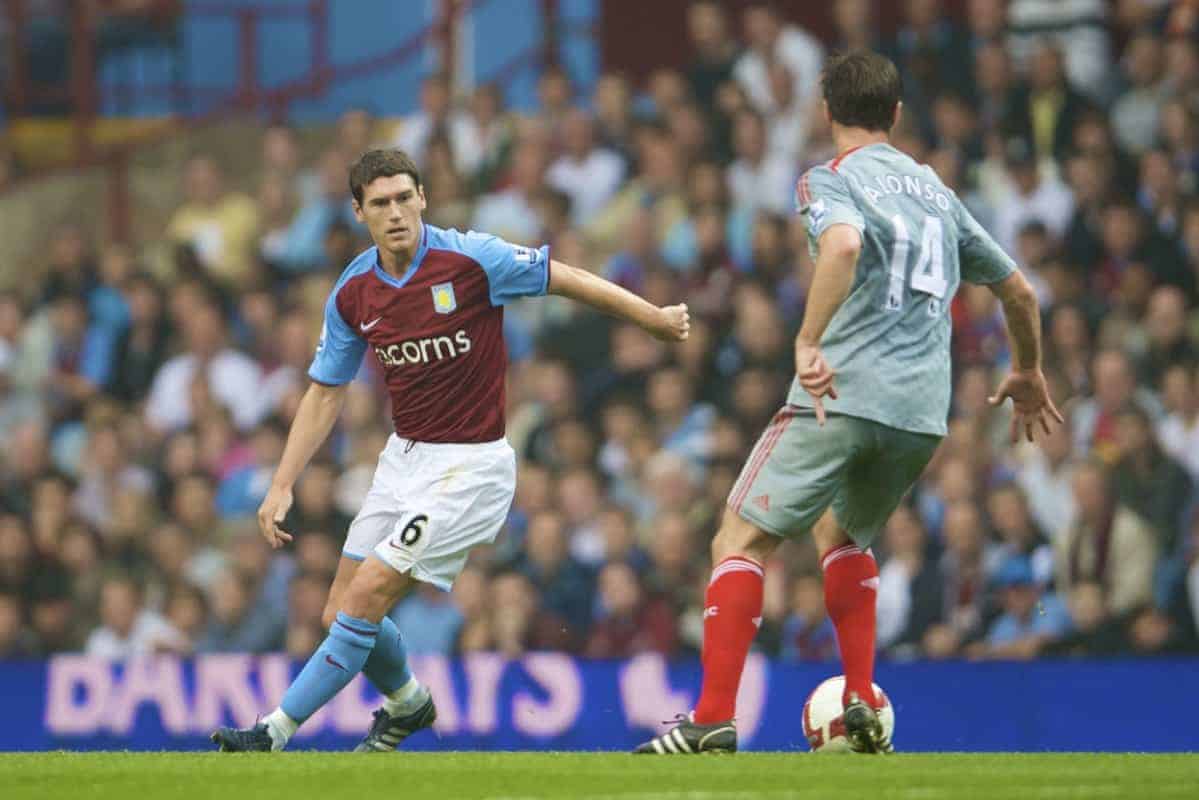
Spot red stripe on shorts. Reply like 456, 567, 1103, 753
728, 408, 784, 506
730, 407, 796, 513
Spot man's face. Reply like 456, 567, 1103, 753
1002, 584, 1038, 618
834, 0, 870, 32
975, 44, 1009, 92
1094, 353, 1133, 411
184, 303, 223, 358
353, 174, 426, 254
561, 110, 593, 159
1030, 46, 1064, 91
100, 581, 138, 636
526, 514, 566, 572
988, 489, 1029, 541
968, 0, 1004, 36
907, 0, 940, 28
1140, 151, 1174, 199
744, 7, 777, 50
1146, 289, 1186, 347
1102, 208, 1140, 257
184, 158, 222, 205
687, 2, 725, 49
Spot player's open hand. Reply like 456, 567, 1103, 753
651, 303, 691, 342
796, 343, 837, 426
257, 485, 295, 550
988, 368, 1065, 444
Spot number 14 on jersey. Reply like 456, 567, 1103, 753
886, 214, 948, 316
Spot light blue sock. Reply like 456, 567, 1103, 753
280, 612, 379, 723
362, 615, 413, 694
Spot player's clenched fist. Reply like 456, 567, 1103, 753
651, 303, 691, 342
257, 485, 295, 549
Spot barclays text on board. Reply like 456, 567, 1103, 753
4, 654, 1195, 752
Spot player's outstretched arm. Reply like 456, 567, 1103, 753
547, 259, 690, 342
795, 224, 862, 425
257, 381, 349, 549
986, 271, 1064, 444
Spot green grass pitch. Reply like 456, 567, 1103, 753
2, 752, 1196, 799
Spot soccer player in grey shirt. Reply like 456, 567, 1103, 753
638, 51, 1062, 756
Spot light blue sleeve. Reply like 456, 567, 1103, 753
461, 231, 551, 305
798, 167, 866, 260
799, 168, 866, 235
307, 291, 366, 385
957, 200, 1017, 285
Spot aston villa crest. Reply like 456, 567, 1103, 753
431, 282, 457, 314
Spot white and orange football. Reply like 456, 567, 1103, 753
802, 676, 895, 753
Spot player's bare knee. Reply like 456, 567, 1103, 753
712, 509, 777, 565
339, 559, 404, 622
710, 518, 741, 563
811, 510, 851, 556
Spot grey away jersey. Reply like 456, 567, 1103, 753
789, 142, 1017, 436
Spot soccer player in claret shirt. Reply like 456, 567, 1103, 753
212, 150, 690, 752
637, 51, 1062, 756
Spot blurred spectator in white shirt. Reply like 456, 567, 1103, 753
761, 58, 811, 162
458, 84, 515, 191
85, 574, 186, 659
1007, 0, 1111, 102
471, 140, 547, 245
72, 423, 154, 533
1111, 31, 1168, 157
145, 300, 265, 434
1072, 349, 1161, 460
877, 505, 943, 653
726, 110, 795, 218
393, 73, 475, 173
546, 109, 625, 226
733, 3, 823, 117
1156, 364, 1199, 483
991, 137, 1074, 258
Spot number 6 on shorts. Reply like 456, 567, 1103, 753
385, 512, 430, 557
398, 514, 427, 546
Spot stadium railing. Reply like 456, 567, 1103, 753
0, 0, 562, 244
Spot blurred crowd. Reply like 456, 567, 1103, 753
3, 0, 1199, 664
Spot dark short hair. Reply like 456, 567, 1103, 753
348, 149, 422, 205
821, 50, 903, 132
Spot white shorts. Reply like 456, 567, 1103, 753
343, 434, 516, 591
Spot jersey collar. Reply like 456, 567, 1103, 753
373, 223, 430, 289
829, 141, 889, 172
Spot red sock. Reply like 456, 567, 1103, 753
693, 556, 764, 724
821, 543, 880, 709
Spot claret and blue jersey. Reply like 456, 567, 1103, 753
309, 224, 550, 443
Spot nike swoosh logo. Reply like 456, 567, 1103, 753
325, 654, 347, 671
359, 317, 382, 332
